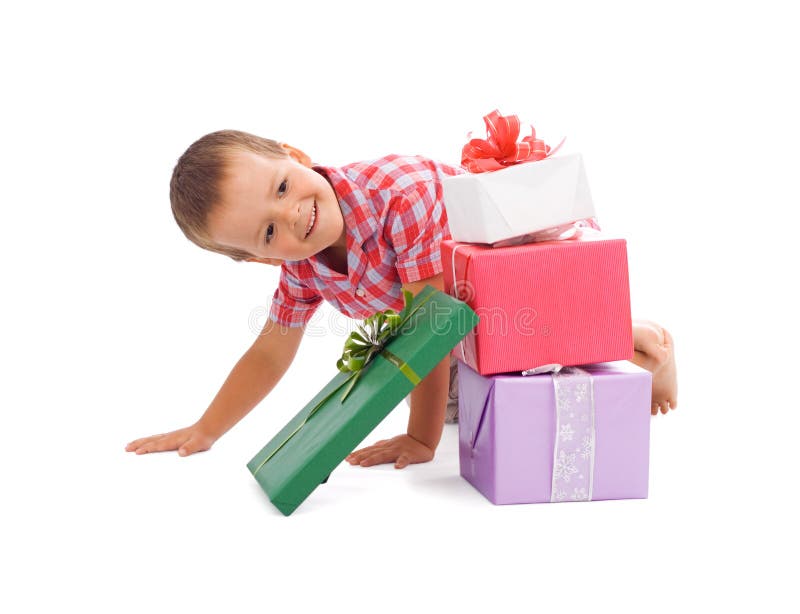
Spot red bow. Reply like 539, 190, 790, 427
461, 110, 563, 173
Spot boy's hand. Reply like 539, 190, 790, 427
125, 423, 217, 457
345, 434, 434, 469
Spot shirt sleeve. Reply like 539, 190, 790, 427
386, 179, 450, 284
268, 265, 323, 328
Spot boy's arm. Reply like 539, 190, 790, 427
346, 273, 450, 469
126, 319, 304, 456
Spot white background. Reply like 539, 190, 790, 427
2, 1, 798, 612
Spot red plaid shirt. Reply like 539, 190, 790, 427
268, 154, 464, 327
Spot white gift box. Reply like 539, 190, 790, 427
442, 153, 595, 245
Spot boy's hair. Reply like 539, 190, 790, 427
170, 129, 289, 261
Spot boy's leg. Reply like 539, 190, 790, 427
437, 323, 678, 422
445, 353, 459, 424
630, 320, 678, 415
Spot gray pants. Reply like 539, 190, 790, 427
404, 354, 460, 423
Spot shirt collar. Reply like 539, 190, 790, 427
308, 164, 379, 288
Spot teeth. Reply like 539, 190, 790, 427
305, 203, 316, 237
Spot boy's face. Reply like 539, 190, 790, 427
207, 147, 345, 262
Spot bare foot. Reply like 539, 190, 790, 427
631, 320, 678, 416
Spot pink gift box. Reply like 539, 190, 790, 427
458, 360, 652, 504
441, 235, 634, 375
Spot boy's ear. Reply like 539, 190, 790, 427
281, 143, 312, 167
245, 257, 284, 267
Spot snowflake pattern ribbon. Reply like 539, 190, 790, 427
461, 109, 564, 173
550, 368, 596, 503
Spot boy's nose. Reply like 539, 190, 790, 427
280, 201, 301, 230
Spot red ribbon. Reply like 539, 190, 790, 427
461, 110, 563, 173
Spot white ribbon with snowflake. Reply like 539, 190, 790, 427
550, 367, 596, 503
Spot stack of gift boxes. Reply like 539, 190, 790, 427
441, 122, 652, 504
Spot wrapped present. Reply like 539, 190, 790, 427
247, 286, 479, 516
441, 234, 634, 375
458, 360, 651, 504
444, 110, 593, 245
443, 153, 596, 245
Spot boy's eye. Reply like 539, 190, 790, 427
278, 179, 287, 196
264, 223, 275, 244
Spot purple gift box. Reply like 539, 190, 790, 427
458, 360, 652, 504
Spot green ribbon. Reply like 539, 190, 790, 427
252, 289, 433, 476
379, 349, 421, 386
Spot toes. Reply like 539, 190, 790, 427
652, 401, 674, 414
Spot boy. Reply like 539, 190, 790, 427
126, 130, 678, 468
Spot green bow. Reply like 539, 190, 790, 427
337, 289, 429, 402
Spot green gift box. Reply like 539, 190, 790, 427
247, 286, 479, 516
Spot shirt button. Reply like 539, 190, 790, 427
355, 287, 366, 297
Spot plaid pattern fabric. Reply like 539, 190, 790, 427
269, 155, 464, 327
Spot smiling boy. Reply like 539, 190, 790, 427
126, 130, 678, 468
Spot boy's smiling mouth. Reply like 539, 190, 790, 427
305, 201, 317, 238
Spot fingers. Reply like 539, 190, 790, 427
178, 436, 211, 457
356, 448, 400, 467
125, 429, 204, 456
125, 435, 160, 453
125, 432, 170, 450
346, 440, 387, 465
346, 444, 384, 466
346, 442, 397, 467
129, 434, 180, 455
345, 436, 430, 469
345, 433, 434, 469
125, 437, 150, 451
